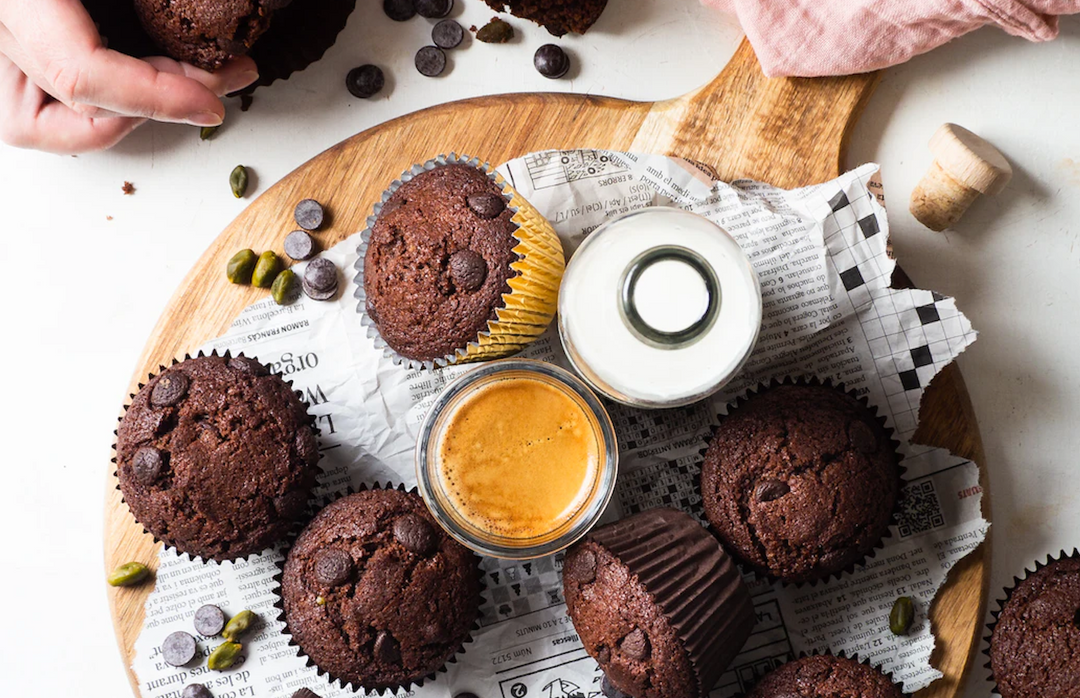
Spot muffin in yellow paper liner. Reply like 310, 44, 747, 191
355, 154, 565, 370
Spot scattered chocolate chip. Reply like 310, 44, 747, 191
182, 684, 213, 698
291, 690, 322, 698
131, 447, 165, 485
467, 191, 506, 218
565, 548, 597, 583
273, 490, 309, 518
346, 65, 385, 99
415, 46, 447, 77
415, 0, 452, 18
284, 230, 317, 261
818, 546, 862, 573
295, 427, 318, 465
228, 356, 269, 376
597, 645, 611, 664
848, 420, 879, 453
383, 0, 415, 21
476, 17, 513, 43
601, 675, 630, 698
534, 44, 570, 79
162, 631, 197, 667
393, 513, 438, 556
754, 480, 790, 503
305, 258, 338, 291
374, 630, 401, 663
302, 278, 337, 302
122, 181, 135, 195
449, 249, 487, 291
432, 19, 465, 49
193, 605, 227, 637
313, 549, 354, 587
620, 628, 650, 660
294, 199, 325, 230
151, 371, 190, 408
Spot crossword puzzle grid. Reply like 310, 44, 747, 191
478, 552, 566, 626
523, 150, 627, 190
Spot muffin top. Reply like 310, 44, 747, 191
989, 556, 1080, 698
562, 508, 753, 698
134, 0, 284, 71
483, 0, 608, 36
748, 655, 904, 698
363, 164, 520, 363
116, 355, 319, 561
280, 489, 482, 690
700, 383, 899, 584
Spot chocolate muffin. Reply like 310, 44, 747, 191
748, 655, 904, 698
279, 489, 482, 690
134, 0, 287, 71
988, 553, 1080, 698
562, 508, 754, 698
363, 164, 520, 364
700, 382, 900, 584
116, 354, 319, 561
483, 0, 608, 36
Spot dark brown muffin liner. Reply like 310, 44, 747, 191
83, 0, 355, 93
733, 649, 910, 697
271, 482, 486, 695
983, 548, 1080, 696
696, 375, 906, 587
112, 348, 322, 565
354, 153, 565, 371
586, 507, 756, 698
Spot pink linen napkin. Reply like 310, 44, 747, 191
702, 0, 1079, 77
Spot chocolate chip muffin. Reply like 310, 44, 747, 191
748, 655, 904, 698
134, 0, 287, 71
279, 489, 482, 690
988, 553, 1080, 698
484, 0, 608, 36
701, 382, 900, 584
116, 354, 319, 561
562, 508, 754, 698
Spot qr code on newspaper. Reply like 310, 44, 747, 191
896, 480, 946, 538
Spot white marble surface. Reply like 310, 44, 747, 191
2, 1, 1078, 695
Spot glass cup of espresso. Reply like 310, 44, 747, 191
416, 359, 618, 559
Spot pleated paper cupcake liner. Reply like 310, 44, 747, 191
586, 507, 756, 698
734, 650, 909, 697
112, 349, 321, 565
697, 375, 906, 586
354, 153, 566, 371
983, 548, 1080, 697
272, 482, 486, 695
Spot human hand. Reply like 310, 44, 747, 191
0, 0, 259, 154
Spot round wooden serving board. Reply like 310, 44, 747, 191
105, 38, 989, 698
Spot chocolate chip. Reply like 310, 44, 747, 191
151, 371, 189, 408
415, 0, 452, 18
565, 548, 597, 584
304, 258, 338, 291
314, 549, 354, 587
295, 427, 318, 465
294, 199, 325, 230
193, 605, 226, 637
284, 230, 317, 261
601, 676, 630, 698
755, 479, 790, 503
132, 447, 165, 485
534, 44, 570, 79
374, 630, 401, 663
620, 628, 650, 660
415, 46, 447, 77
346, 65, 385, 99
228, 356, 269, 375
302, 277, 338, 302
273, 490, 309, 519
162, 631, 197, 667
848, 420, 879, 453
393, 513, 438, 556
449, 250, 487, 291
818, 546, 862, 573
182, 685, 213, 698
432, 19, 465, 49
291, 690, 322, 698
383, 0, 415, 21
467, 191, 506, 218
597, 645, 611, 665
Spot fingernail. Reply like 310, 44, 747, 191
186, 111, 224, 127
224, 70, 260, 94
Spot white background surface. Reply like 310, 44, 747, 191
1, 1, 1077, 695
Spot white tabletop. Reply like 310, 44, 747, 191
4, 1, 1078, 695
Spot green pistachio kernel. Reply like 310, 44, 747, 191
207, 641, 243, 671
230, 165, 249, 198
222, 609, 257, 642
252, 251, 280, 288
226, 249, 258, 285
107, 561, 151, 587
889, 596, 915, 635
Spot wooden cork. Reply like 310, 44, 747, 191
910, 124, 1012, 231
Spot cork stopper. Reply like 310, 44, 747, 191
909, 124, 1012, 232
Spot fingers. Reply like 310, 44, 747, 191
143, 55, 260, 98
0, 53, 144, 154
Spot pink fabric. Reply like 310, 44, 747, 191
702, 0, 1080, 77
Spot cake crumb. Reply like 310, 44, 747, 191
107, 215, 114, 221
122, 181, 135, 195
240, 94, 254, 112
